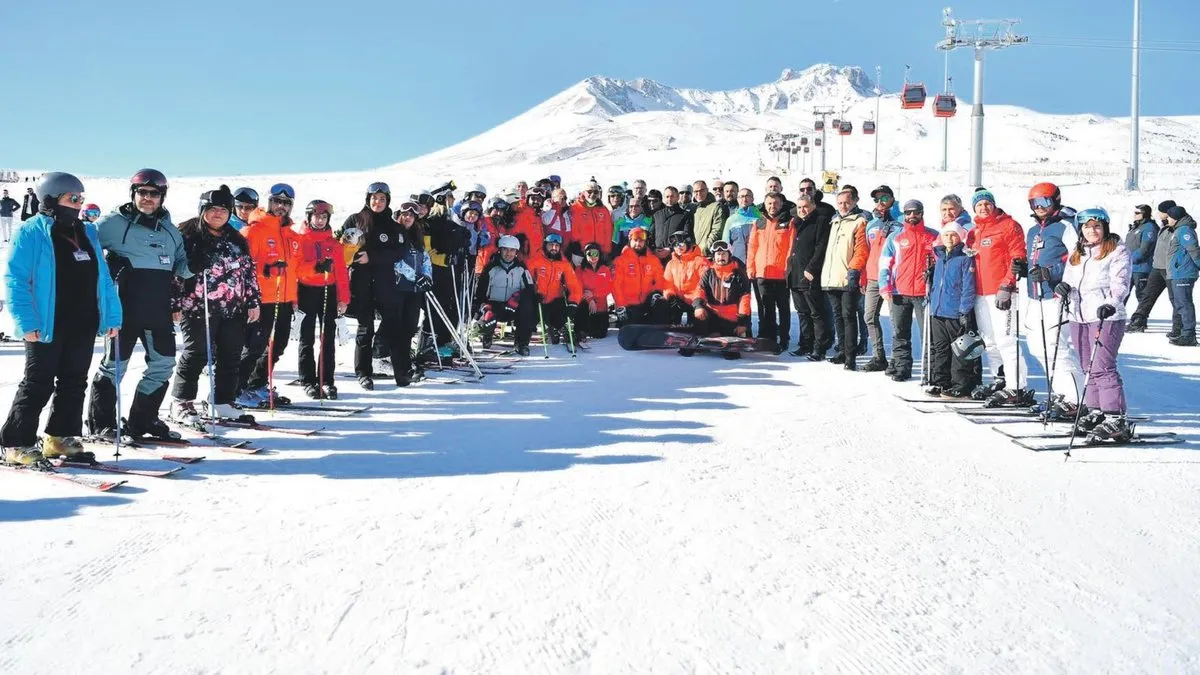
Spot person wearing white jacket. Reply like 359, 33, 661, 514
1055, 207, 1134, 441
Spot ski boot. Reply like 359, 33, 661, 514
881, 359, 896, 376
322, 385, 338, 400
1087, 414, 1133, 444
984, 387, 1036, 408
829, 352, 846, 365
372, 357, 395, 377
924, 385, 943, 397
1074, 410, 1107, 435
359, 376, 375, 391
235, 388, 263, 409
971, 378, 1007, 401
2, 445, 46, 467
304, 383, 323, 400
253, 386, 292, 407
40, 436, 95, 463
941, 386, 972, 399
125, 416, 182, 441
547, 328, 561, 346
169, 399, 203, 429
515, 345, 531, 357
206, 402, 245, 421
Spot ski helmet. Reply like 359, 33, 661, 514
460, 201, 483, 219
34, 171, 86, 207
952, 331, 986, 361
395, 200, 420, 217
1075, 207, 1111, 234
199, 185, 235, 215
1028, 182, 1061, 211
412, 190, 434, 208
628, 227, 649, 242
82, 203, 101, 220
305, 199, 333, 224
544, 232, 564, 246
366, 181, 391, 207
465, 183, 487, 201
526, 187, 547, 204
233, 187, 259, 206
498, 235, 521, 250
668, 229, 694, 246
268, 183, 296, 201
488, 196, 510, 212
130, 168, 168, 200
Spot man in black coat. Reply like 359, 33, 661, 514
786, 194, 833, 359
20, 187, 39, 221
651, 186, 693, 263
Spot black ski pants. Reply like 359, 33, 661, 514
173, 313, 246, 405
575, 301, 609, 339
240, 302, 292, 392
297, 284, 338, 387
928, 316, 976, 390
790, 281, 831, 354
1129, 267, 1167, 326
827, 288, 860, 359
482, 296, 535, 347
888, 295, 927, 375
1, 328, 97, 447
755, 279, 790, 346
380, 293, 422, 382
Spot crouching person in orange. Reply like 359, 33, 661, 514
611, 227, 668, 326
692, 241, 753, 359
576, 242, 615, 340
661, 229, 710, 325
529, 233, 584, 347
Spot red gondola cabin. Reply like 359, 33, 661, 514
901, 82, 927, 110
933, 93, 957, 118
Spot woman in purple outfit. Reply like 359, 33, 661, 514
1055, 207, 1133, 440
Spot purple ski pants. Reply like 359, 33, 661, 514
1070, 320, 1127, 413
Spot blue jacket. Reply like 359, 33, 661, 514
1025, 210, 1076, 299
1167, 216, 1200, 281
1124, 219, 1158, 275
721, 205, 761, 263
5, 213, 122, 342
929, 242, 976, 320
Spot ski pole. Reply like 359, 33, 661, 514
1049, 296, 1068, 397
426, 293, 484, 380
203, 270, 216, 432
1065, 317, 1105, 461
318, 269, 330, 405
565, 316, 577, 357
424, 295, 444, 371
113, 332, 122, 462
266, 274, 282, 414
537, 302, 550, 359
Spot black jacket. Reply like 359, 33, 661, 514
786, 208, 833, 287
651, 205, 693, 250
21, 193, 39, 220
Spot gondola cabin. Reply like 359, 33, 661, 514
814, 120, 825, 132
901, 82, 927, 110
803, 146, 810, 153
815, 137, 822, 147
933, 93, 958, 118
832, 118, 842, 128
862, 120, 876, 135
799, 137, 809, 146
838, 121, 852, 136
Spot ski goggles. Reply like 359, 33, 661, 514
465, 191, 486, 202
269, 183, 296, 200
710, 241, 731, 253
234, 187, 259, 205
368, 181, 390, 195
308, 202, 333, 216
585, 249, 602, 258
83, 207, 101, 219
1029, 196, 1056, 209
396, 201, 420, 216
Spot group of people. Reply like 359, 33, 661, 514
2, 168, 1198, 468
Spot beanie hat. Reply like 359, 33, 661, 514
972, 189, 996, 209
941, 221, 966, 240
902, 199, 924, 214
1167, 205, 1187, 221
1158, 200, 1177, 215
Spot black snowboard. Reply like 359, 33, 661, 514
617, 324, 776, 353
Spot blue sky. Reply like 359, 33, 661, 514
2, 0, 1196, 177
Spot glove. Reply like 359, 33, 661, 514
314, 258, 333, 274
845, 269, 861, 291
995, 284, 1016, 311
734, 325, 748, 337
1029, 265, 1050, 284
1054, 282, 1072, 298
693, 306, 708, 321
1096, 304, 1116, 320
415, 275, 433, 292
648, 291, 664, 306
614, 305, 629, 322
262, 260, 287, 278
1011, 258, 1028, 279
958, 312, 977, 333
477, 229, 492, 247
507, 292, 522, 310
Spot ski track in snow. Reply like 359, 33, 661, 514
0, 299, 1198, 673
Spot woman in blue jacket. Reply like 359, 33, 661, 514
925, 221, 979, 398
1, 172, 122, 466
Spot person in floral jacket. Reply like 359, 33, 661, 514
169, 186, 262, 424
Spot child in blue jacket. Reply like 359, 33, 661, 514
926, 221, 979, 398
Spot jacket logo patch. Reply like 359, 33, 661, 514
980, 237, 993, 247
898, 240, 911, 248
379, 233, 389, 242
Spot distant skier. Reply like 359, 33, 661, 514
293, 200, 350, 399
575, 242, 615, 340
660, 229, 709, 325
0, 188, 20, 242
529, 233, 584, 347
20, 186, 38, 221
1125, 200, 1176, 337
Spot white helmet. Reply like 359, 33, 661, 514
498, 235, 521, 250
467, 182, 487, 197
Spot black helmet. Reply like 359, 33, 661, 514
366, 181, 391, 207
199, 185, 235, 215
233, 187, 259, 206
668, 229, 694, 246
952, 331, 986, 361
130, 168, 169, 200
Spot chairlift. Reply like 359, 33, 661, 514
838, 121, 852, 136
814, 120, 825, 132
900, 64, 927, 110
862, 120, 876, 135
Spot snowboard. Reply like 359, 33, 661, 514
617, 324, 776, 353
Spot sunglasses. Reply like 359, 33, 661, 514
874, 196, 893, 203
234, 203, 256, 211
270, 197, 294, 207
135, 188, 162, 199
1029, 196, 1056, 209
269, 183, 296, 200
63, 194, 86, 205
903, 210, 922, 216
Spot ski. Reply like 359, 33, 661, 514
991, 421, 1156, 439
617, 324, 777, 353
894, 394, 980, 405
51, 459, 185, 478
954, 406, 1039, 417
81, 437, 206, 464
1012, 436, 1185, 452
210, 417, 322, 436
258, 402, 370, 417
0, 463, 127, 491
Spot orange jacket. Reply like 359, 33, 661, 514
529, 253, 584, 303
697, 259, 753, 324
577, 263, 615, 305
663, 247, 710, 303
568, 199, 615, 257
244, 208, 301, 304
512, 208, 545, 259
612, 246, 667, 306
967, 209, 1026, 296
747, 213, 795, 280
294, 225, 351, 304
